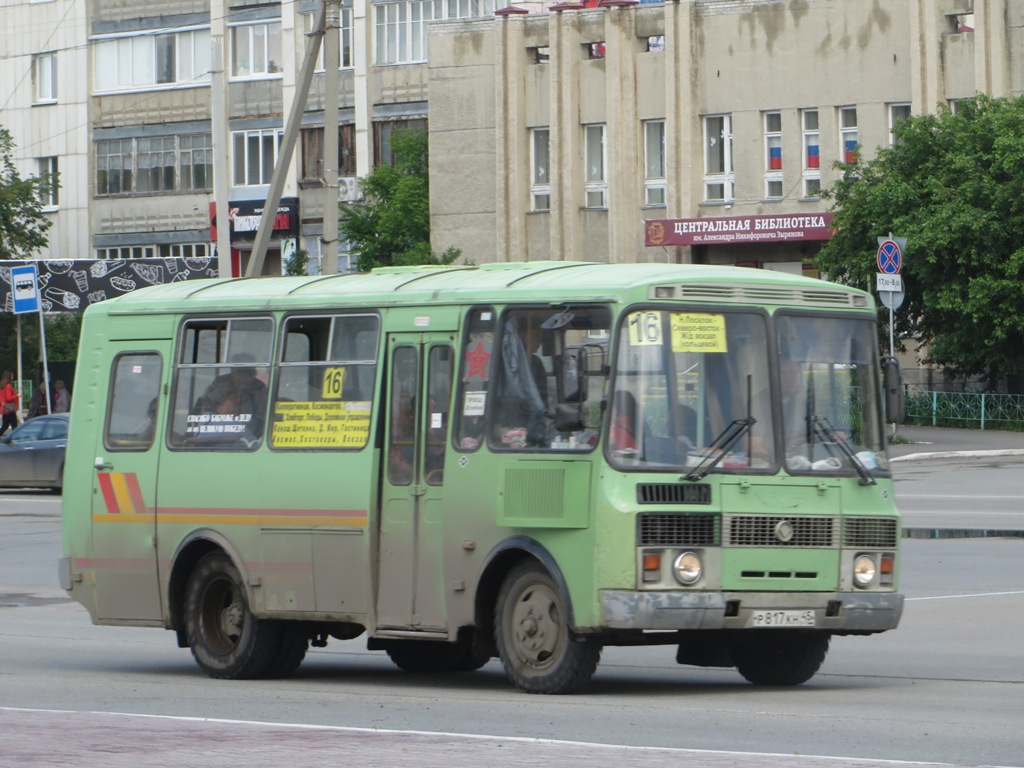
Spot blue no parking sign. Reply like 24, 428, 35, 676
10, 264, 40, 314
876, 239, 903, 274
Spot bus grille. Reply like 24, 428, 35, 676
843, 517, 899, 548
725, 515, 838, 547
637, 483, 712, 505
638, 513, 720, 546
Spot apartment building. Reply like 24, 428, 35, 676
2, 0, 1020, 275
1, 0, 89, 262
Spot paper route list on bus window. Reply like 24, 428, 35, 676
272, 401, 371, 447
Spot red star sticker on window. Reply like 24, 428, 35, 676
465, 340, 491, 379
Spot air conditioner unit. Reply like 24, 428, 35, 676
338, 176, 363, 203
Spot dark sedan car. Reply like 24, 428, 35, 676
0, 414, 69, 491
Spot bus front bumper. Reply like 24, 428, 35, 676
601, 590, 904, 633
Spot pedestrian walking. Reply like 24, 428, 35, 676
0, 370, 20, 436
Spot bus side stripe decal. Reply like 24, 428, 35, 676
124, 473, 148, 515
109, 473, 135, 514
97, 474, 121, 514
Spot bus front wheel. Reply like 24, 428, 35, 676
495, 562, 601, 694
730, 630, 830, 686
185, 552, 281, 679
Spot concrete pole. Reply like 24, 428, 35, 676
322, 0, 341, 275
245, 2, 327, 277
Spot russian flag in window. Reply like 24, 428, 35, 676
769, 146, 782, 170
844, 140, 858, 164
806, 144, 820, 168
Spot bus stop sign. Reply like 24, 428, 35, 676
11, 263, 40, 314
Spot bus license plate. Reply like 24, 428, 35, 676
750, 610, 816, 628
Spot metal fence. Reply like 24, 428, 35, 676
905, 389, 1024, 430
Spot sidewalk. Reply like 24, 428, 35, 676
889, 424, 1024, 461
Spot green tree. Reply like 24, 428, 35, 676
815, 94, 1024, 390
339, 129, 460, 271
0, 126, 54, 259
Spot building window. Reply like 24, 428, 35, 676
232, 129, 283, 186
94, 29, 211, 92
303, 8, 355, 69
301, 125, 357, 180
96, 140, 134, 195
374, 0, 494, 65
584, 124, 607, 208
33, 52, 57, 102
161, 243, 211, 259
179, 134, 213, 191
802, 109, 820, 198
763, 112, 783, 200
96, 134, 214, 196
530, 128, 550, 212
136, 137, 176, 193
96, 246, 157, 259
231, 22, 283, 78
643, 119, 666, 207
890, 103, 912, 145
373, 118, 426, 166
840, 106, 858, 164
37, 157, 59, 208
703, 114, 733, 202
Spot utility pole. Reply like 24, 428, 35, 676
245, 2, 328, 277
322, 0, 341, 274
210, 29, 233, 278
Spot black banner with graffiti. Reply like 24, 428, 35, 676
0, 258, 220, 313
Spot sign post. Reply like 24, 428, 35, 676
876, 237, 907, 435
875, 236, 906, 360
11, 263, 50, 416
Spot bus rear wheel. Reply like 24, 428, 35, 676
495, 562, 601, 694
185, 552, 281, 679
730, 631, 830, 686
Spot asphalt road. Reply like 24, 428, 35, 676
2, 437, 1023, 768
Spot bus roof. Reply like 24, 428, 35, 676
89, 261, 871, 315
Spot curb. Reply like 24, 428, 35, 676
891, 448, 1024, 462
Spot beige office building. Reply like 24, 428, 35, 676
428, 0, 1021, 272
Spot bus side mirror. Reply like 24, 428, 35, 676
881, 356, 905, 423
559, 345, 606, 403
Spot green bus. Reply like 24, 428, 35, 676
59, 261, 904, 694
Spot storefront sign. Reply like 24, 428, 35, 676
645, 213, 834, 247
210, 198, 299, 241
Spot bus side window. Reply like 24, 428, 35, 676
424, 345, 453, 485
105, 353, 163, 450
454, 307, 495, 451
169, 317, 273, 450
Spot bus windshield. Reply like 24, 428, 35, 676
777, 313, 888, 475
609, 309, 773, 472
609, 309, 888, 477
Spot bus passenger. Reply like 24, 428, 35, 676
389, 394, 415, 484
609, 391, 638, 451
194, 354, 268, 439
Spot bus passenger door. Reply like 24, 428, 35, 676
377, 334, 454, 632
89, 346, 167, 623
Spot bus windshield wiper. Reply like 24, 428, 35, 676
810, 415, 876, 486
685, 417, 756, 482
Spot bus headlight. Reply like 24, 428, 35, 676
672, 552, 702, 586
853, 554, 877, 588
